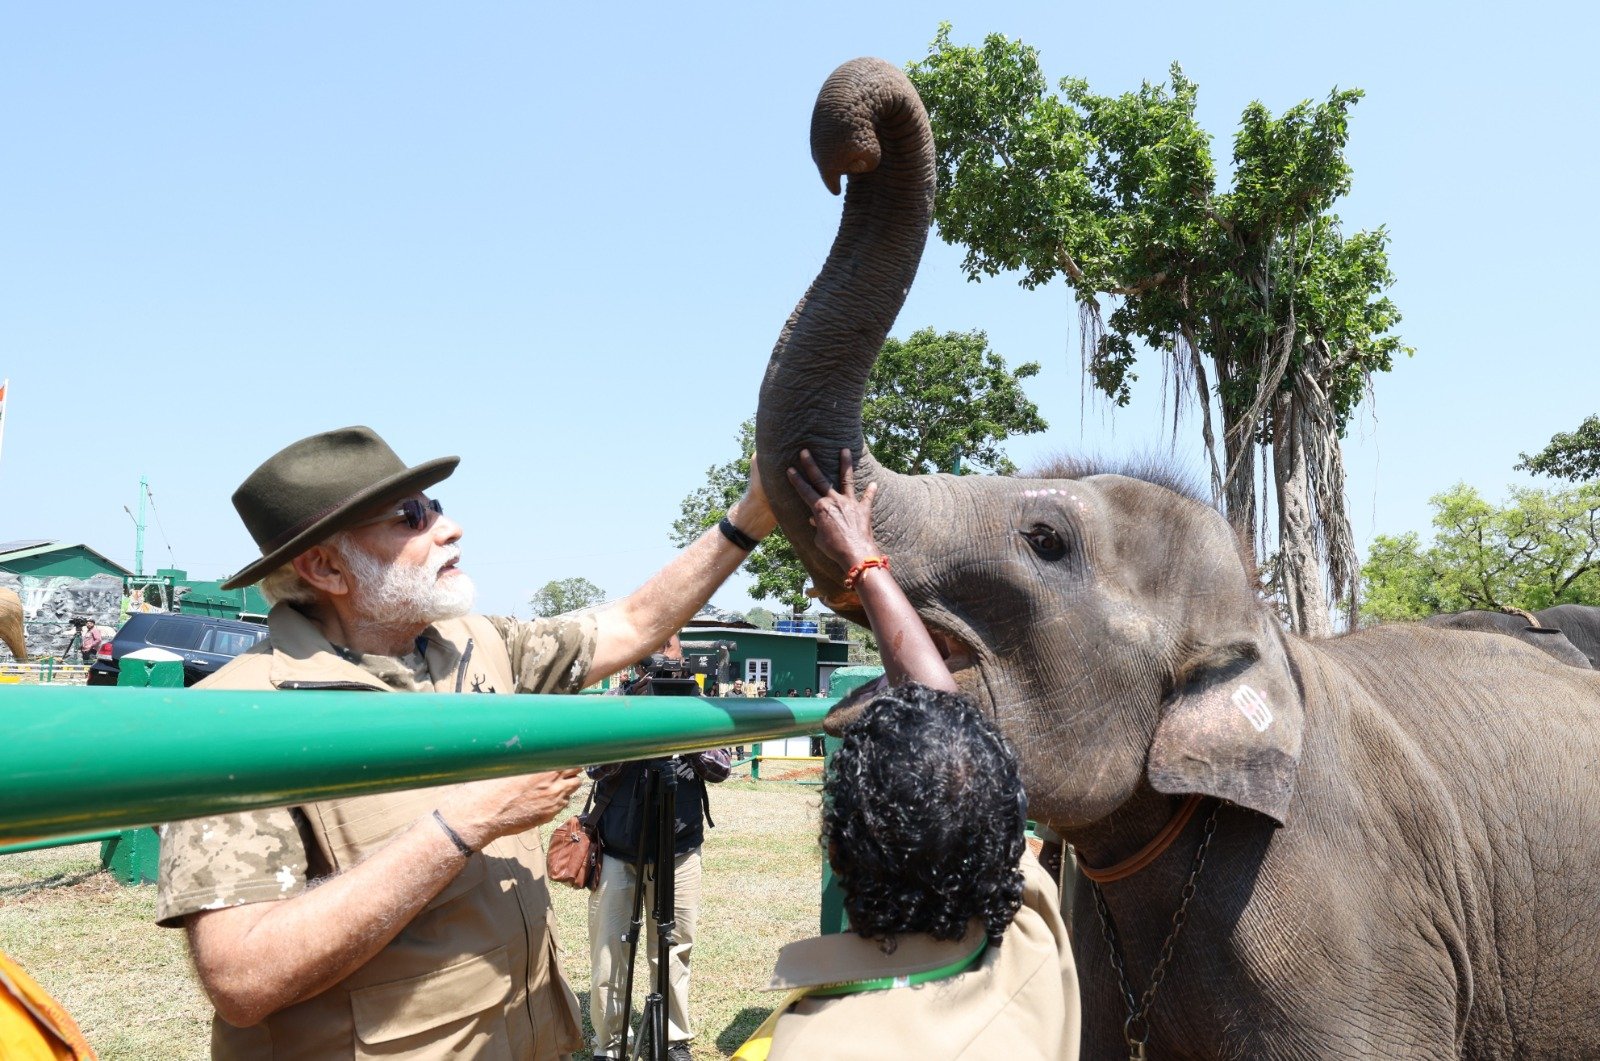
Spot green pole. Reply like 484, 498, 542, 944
0, 687, 830, 843
817, 666, 883, 935
751, 741, 761, 780
135, 475, 147, 577
101, 829, 161, 885
93, 649, 187, 883
0, 830, 124, 856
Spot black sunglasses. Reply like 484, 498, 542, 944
355, 497, 443, 531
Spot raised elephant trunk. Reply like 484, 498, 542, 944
755, 58, 938, 609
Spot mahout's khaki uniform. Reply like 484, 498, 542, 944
739, 853, 1079, 1061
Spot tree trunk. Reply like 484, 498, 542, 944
1215, 351, 1257, 537
1272, 394, 1330, 638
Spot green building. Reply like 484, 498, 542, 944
681, 611, 853, 695
161, 569, 269, 621
0, 540, 130, 581
0, 544, 267, 623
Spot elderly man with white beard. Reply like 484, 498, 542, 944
153, 426, 776, 1061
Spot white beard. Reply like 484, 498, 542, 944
337, 538, 475, 626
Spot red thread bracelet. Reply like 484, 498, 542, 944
844, 556, 890, 589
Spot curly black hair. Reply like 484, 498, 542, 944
822, 682, 1026, 952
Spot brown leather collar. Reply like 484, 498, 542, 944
1075, 794, 1207, 884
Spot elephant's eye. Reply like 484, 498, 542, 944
1021, 523, 1067, 561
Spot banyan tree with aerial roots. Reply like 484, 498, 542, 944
909, 25, 1408, 636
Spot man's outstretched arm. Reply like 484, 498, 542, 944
588, 463, 776, 679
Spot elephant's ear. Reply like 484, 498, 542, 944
1146, 616, 1303, 826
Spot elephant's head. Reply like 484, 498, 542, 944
0, 587, 26, 661
756, 59, 1305, 831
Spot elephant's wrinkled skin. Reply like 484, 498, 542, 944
0, 587, 25, 661
1422, 609, 1593, 668
755, 58, 1600, 1058
1532, 603, 1600, 667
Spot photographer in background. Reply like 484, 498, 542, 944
588, 635, 731, 1061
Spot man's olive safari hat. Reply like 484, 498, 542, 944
220, 426, 458, 590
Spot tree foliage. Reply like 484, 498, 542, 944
1516, 415, 1600, 483
908, 25, 1409, 635
673, 329, 1046, 607
528, 577, 606, 618
868, 328, 1045, 474
1361, 483, 1600, 621
742, 606, 777, 630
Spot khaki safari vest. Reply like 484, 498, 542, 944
195, 606, 583, 1061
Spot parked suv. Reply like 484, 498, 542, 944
86, 613, 268, 687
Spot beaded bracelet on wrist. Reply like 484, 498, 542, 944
843, 556, 891, 589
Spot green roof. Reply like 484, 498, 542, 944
0, 542, 130, 578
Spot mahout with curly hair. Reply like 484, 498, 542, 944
824, 682, 1026, 952
743, 416, 1079, 1059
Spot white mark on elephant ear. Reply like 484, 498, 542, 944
1231, 684, 1274, 732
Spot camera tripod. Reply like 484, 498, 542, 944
614, 758, 680, 1061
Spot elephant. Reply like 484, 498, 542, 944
754, 58, 1600, 1058
1532, 603, 1600, 667
0, 586, 25, 661
1421, 608, 1593, 668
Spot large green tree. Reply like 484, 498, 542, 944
527, 577, 606, 618
908, 25, 1408, 636
1361, 482, 1600, 621
674, 328, 1046, 608
1517, 415, 1600, 483
864, 328, 1046, 474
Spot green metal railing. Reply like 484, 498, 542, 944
733, 747, 824, 784
0, 658, 89, 684
0, 830, 125, 855
0, 685, 831, 845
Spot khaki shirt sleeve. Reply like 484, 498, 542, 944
154, 807, 313, 927
484, 613, 598, 694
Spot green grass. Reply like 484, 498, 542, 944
0, 774, 824, 1060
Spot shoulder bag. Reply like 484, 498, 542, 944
548, 780, 614, 890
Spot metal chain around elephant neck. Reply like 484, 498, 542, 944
1089, 800, 1222, 1061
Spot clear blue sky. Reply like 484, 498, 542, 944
3, 3, 1593, 618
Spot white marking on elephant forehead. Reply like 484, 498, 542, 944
1232, 685, 1273, 732
1020, 487, 1084, 512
